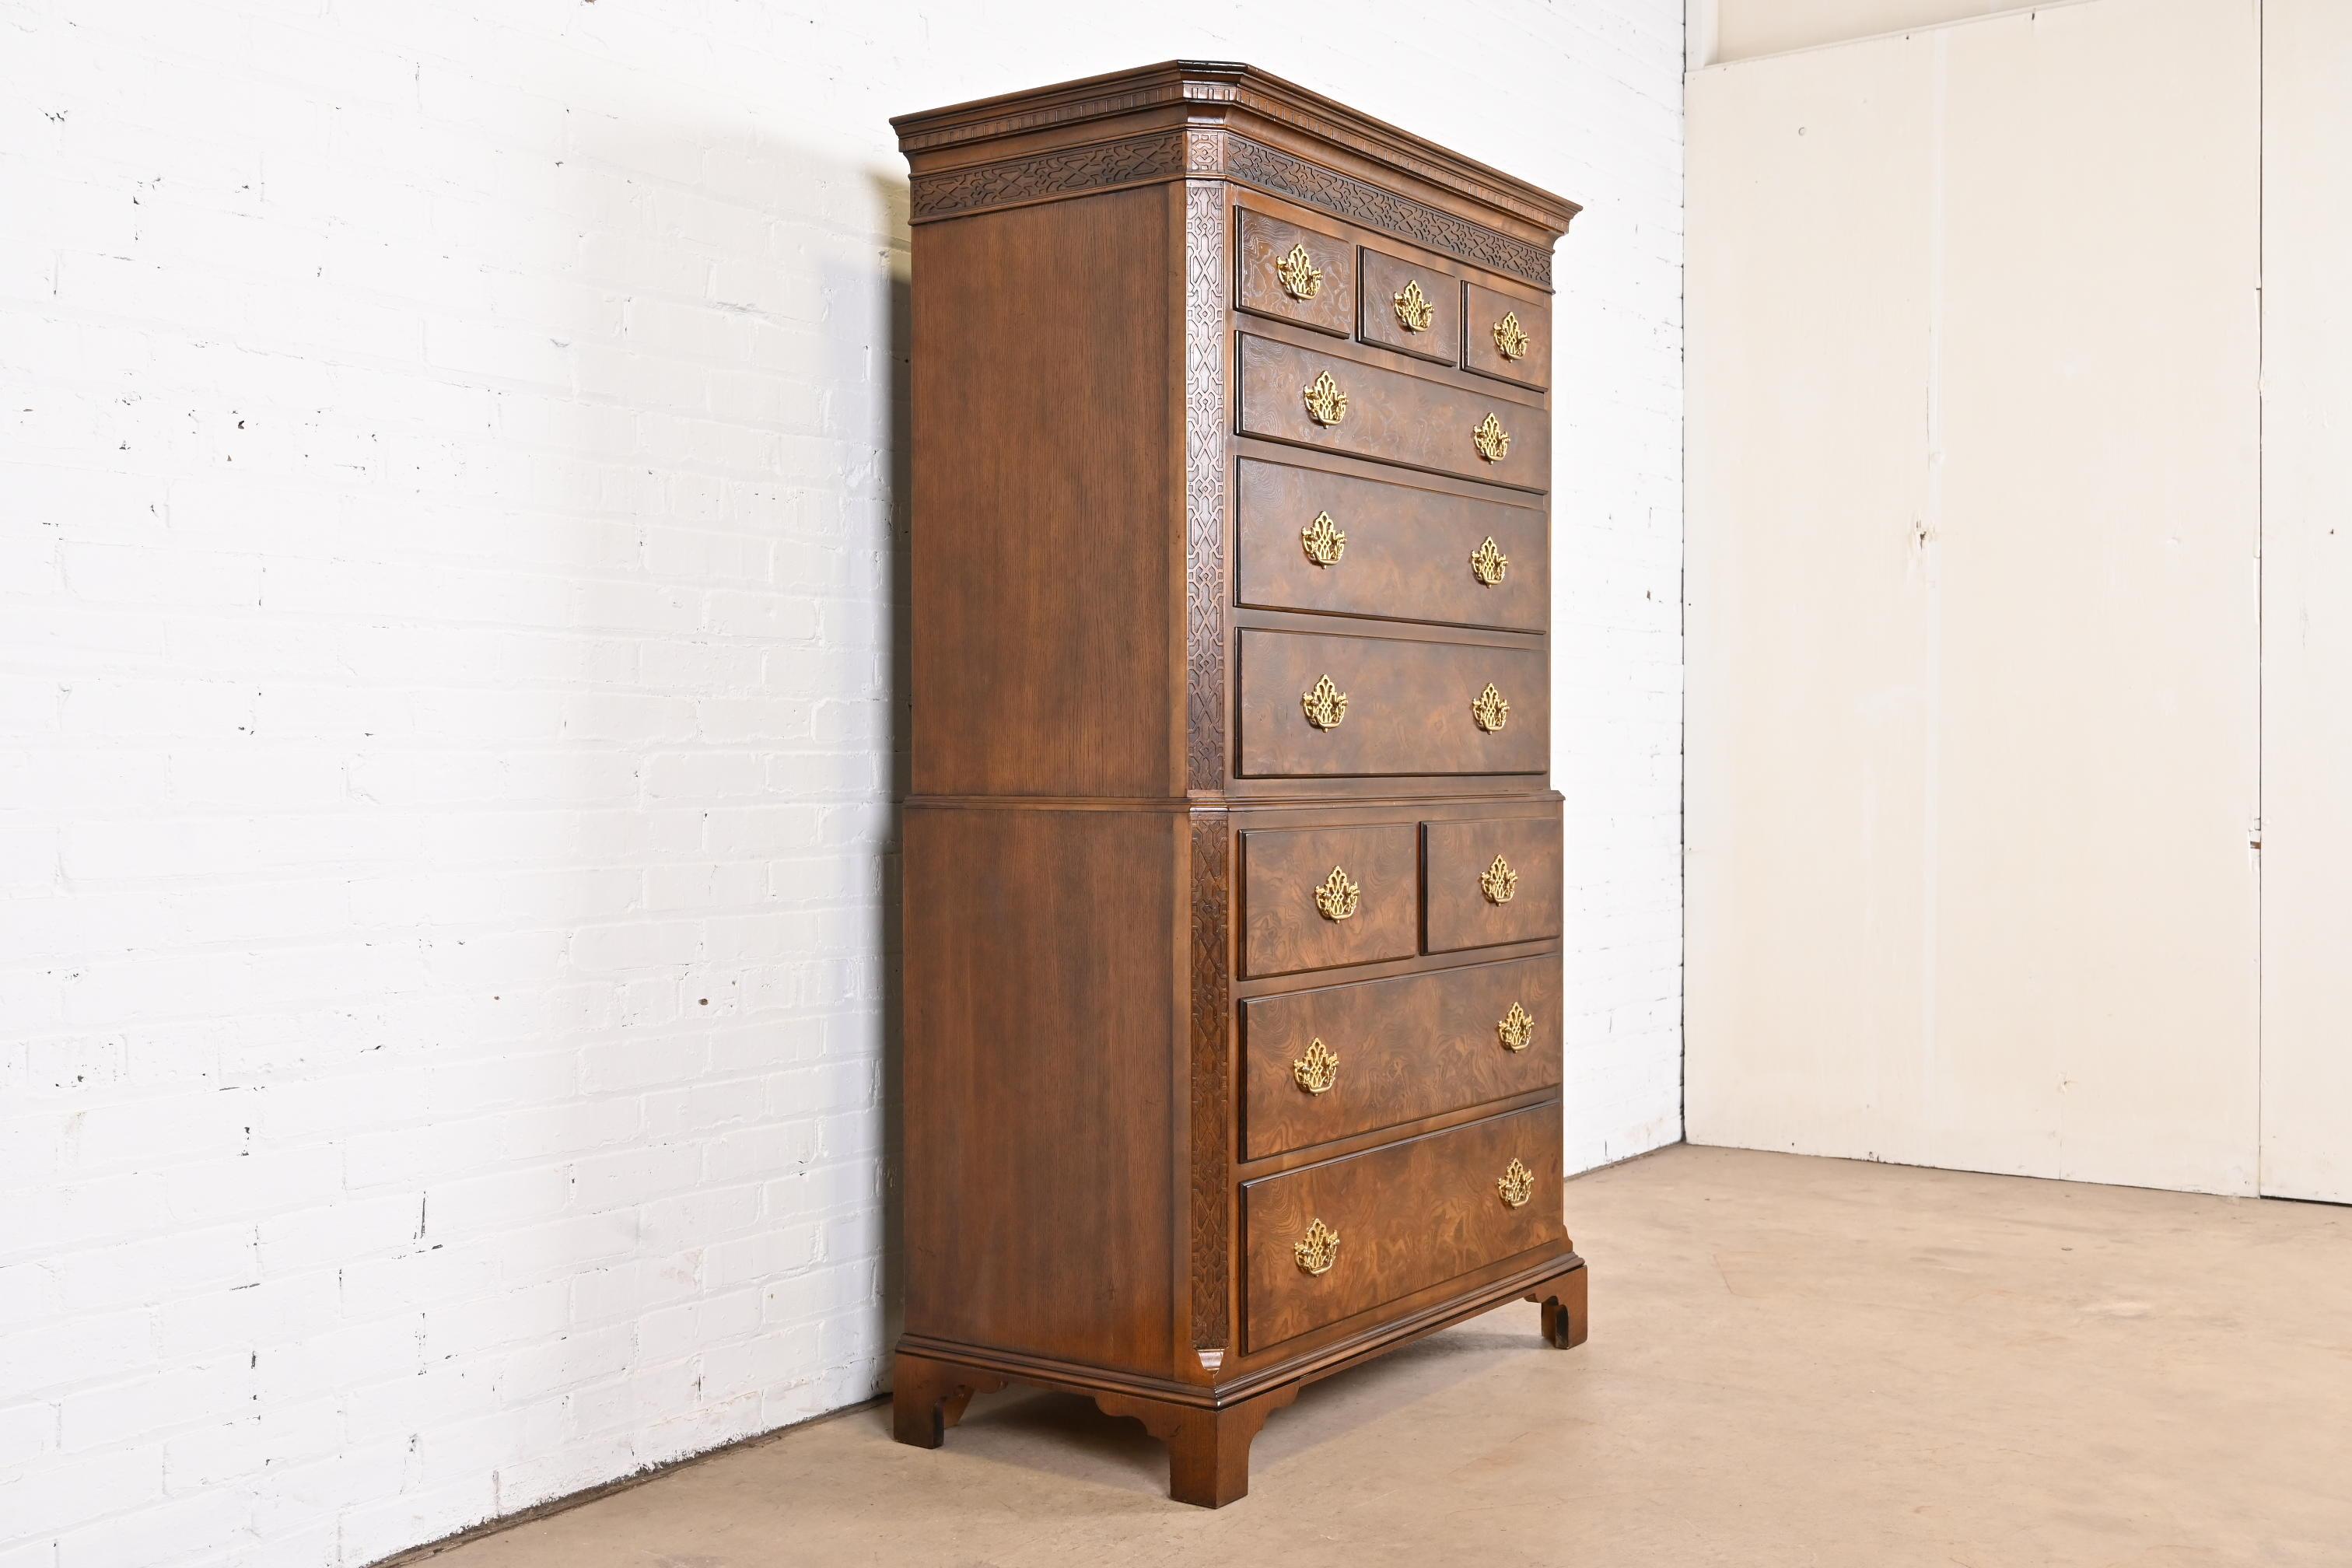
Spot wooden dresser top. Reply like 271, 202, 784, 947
892, 60, 1579, 279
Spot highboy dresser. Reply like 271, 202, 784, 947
891, 61, 1585, 1507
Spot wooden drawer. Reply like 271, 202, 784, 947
1243, 1102, 1563, 1351
1423, 814, 1564, 954
1462, 281, 1552, 390
1240, 824, 1418, 978
1237, 628, 1547, 778
1241, 955, 1564, 1159
1358, 247, 1458, 366
1237, 334, 1548, 491
1236, 457, 1548, 632
1235, 208, 1354, 338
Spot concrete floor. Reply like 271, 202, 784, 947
420, 1146, 2352, 1567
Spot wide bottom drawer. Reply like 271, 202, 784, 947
1243, 1102, 1563, 1352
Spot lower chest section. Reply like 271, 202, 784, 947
1202, 796, 1569, 1366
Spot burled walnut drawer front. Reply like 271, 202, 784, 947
1237, 629, 1546, 778
1241, 955, 1564, 1159
1240, 824, 1419, 978
1462, 281, 1552, 390
1244, 1103, 1563, 1351
1423, 814, 1564, 954
1235, 208, 1355, 338
1237, 334, 1548, 491
1236, 458, 1547, 633
1358, 247, 1458, 366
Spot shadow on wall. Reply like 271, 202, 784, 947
871, 171, 914, 1378
385, 124, 921, 1525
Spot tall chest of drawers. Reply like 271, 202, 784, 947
891, 61, 1586, 1507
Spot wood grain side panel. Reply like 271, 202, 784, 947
1360, 247, 1461, 365
1243, 1103, 1564, 1351
1423, 812, 1564, 954
1236, 206, 1356, 336
1462, 279, 1552, 390
1241, 954, 1564, 1158
903, 806, 1181, 1374
911, 188, 1178, 797
1237, 334, 1550, 489
1235, 457, 1548, 632
1237, 628, 1548, 777
1240, 824, 1419, 978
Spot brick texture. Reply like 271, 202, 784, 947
0, 2, 1683, 1563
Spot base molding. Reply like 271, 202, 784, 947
892, 1252, 1586, 1507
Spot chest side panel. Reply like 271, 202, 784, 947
911, 187, 1182, 798
902, 805, 1184, 1374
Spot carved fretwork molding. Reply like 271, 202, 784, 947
892, 60, 1580, 238
909, 130, 1553, 288
1182, 179, 1227, 793
1220, 137, 1552, 288
908, 131, 1189, 221
1187, 810, 1232, 1355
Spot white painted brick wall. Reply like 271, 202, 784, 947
0, 2, 1682, 1562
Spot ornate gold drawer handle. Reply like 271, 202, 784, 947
1393, 278, 1433, 333
1293, 1038, 1339, 1094
1498, 1002, 1534, 1052
1480, 854, 1518, 905
1470, 537, 1508, 586
1314, 865, 1360, 922
1471, 682, 1509, 733
1301, 510, 1346, 567
1294, 1217, 1342, 1276
1301, 674, 1349, 730
1277, 241, 1324, 301
1493, 310, 1531, 362
1496, 1157, 1535, 1209
1472, 412, 1510, 463
1303, 369, 1349, 428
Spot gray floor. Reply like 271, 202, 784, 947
414, 1144, 2352, 1566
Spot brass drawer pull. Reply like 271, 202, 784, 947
1303, 369, 1349, 427
1496, 1157, 1535, 1209
1480, 855, 1518, 905
1301, 511, 1346, 567
1302, 674, 1349, 730
1293, 1038, 1339, 1094
1293, 1217, 1342, 1276
1493, 310, 1531, 361
1470, 536, 1508, 586
1472, 411, 1510, 463
1471, 683, 1509, 733
1314, 866, 1361, 922
1498, 1002, 1534, 1052
1393, 277, 1433, 332
1277, 241, 1324, 301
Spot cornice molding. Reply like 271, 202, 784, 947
906, 128, 1553, 289
1220, 136, 1552, 288
907, 131, 1188, 222
894, 60, 1579, 242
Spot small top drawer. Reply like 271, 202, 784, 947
1462, 282, 1551, 390
1240, 823, 1419, 978
1358, 248, 1458, 366
1236, 208, 1355, 338
1237, 335, 1548, 491
1423, 814, 1563, 954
